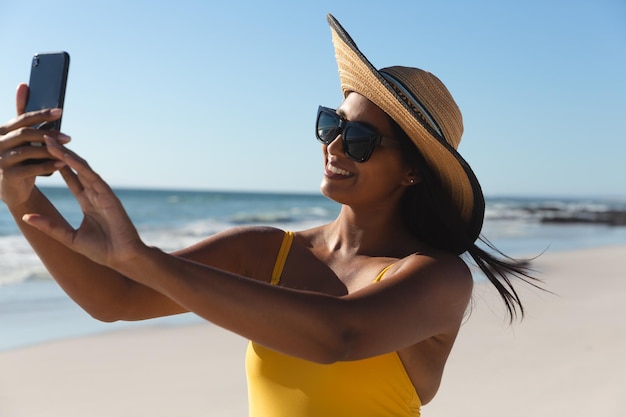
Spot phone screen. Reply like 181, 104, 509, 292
25, 51, 70, 131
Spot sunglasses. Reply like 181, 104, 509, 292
315, 106, 386, 162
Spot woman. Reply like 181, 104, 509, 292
0, 15, 535, 416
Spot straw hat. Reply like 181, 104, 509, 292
327, 14, 485, 242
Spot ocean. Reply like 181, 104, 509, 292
1, 186, 626, 351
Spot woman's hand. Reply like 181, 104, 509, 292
0, 83, 70, 207
21, 136, 146, 269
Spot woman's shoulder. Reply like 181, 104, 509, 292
194, 225, 332, 259
392, 246, 473, 292
174, 226, 292, 278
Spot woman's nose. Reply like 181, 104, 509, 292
325, 133, 345, 157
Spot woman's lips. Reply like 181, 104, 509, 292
325, 162, 353, 178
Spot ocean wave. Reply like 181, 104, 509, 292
228, 205, 334, 225
0, 216, 332, 287
229, 212, 295, 224
0, 265, 51, 287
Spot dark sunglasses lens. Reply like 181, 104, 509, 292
316, 111, 340, 144
343, 125, 378, 162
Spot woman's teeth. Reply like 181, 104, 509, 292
327, 164, 351, 176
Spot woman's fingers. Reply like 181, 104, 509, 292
1, 144, 48, 163
44, 136, 116, 205
43, 136, 108, 190
43, 137, 89, 197
0, 145, 60, 175
0, 108, 64, 137
1, 84, 60, 137
57, 162, 81, 189
0, 124, 70, 158
44, 135, 90, 174
16, 83, 28, 115
24, 137, 139, 266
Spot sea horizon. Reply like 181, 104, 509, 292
33, 181, 626, 200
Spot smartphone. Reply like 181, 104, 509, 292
24, 51, 70, 130
23, 52, 70, 170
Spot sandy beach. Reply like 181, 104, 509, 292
1, 245, 625, 417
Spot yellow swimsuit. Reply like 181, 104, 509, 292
246, 231, 421, 416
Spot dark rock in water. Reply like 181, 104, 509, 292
541, 210, 626, 226
605, 211, 626, 226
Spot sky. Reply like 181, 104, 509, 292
1, 0, 625, 198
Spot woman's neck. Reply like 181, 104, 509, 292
323, 204, 416, 257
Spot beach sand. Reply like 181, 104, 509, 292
1, 245, 624, 416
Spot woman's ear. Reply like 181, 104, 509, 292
402, 170, 421, 186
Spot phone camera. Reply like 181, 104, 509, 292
33, 56, 40, 68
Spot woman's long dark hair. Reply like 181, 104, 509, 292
391, 119, 542, 322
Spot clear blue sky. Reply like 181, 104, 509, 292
1, 0, 625, 197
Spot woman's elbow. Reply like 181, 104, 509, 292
84, 304, 125, 323
77, 296, 132, 322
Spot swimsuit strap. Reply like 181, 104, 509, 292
374, 263, 396, 283
270, 231, 294, 285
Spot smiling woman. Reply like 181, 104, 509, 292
0, 13, 539, 417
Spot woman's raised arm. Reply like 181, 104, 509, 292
0, 86, 221, 321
